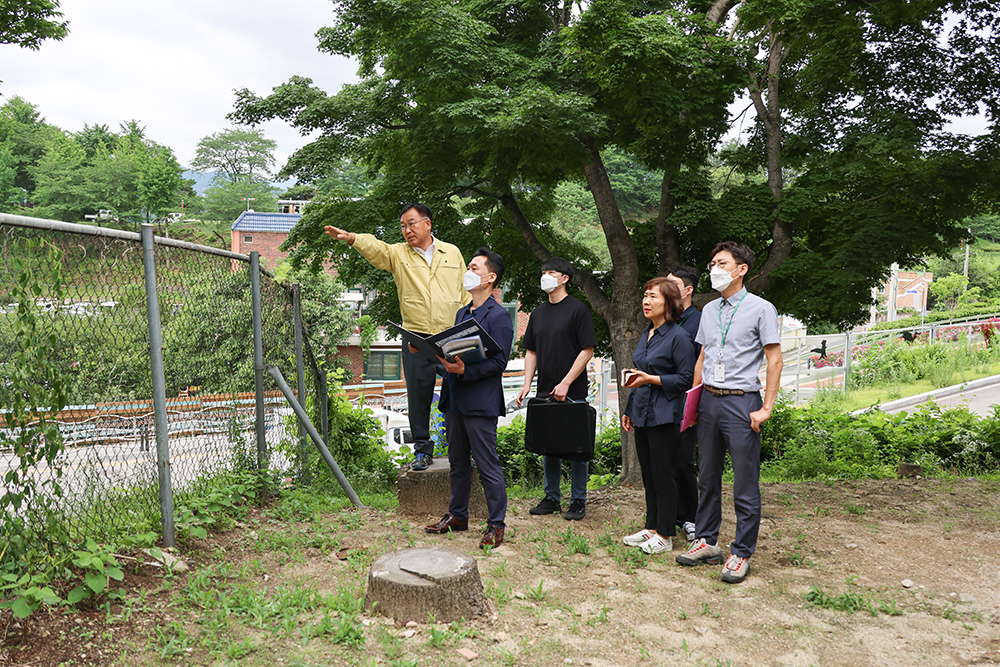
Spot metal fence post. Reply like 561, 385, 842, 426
141, 224, 175, 548
795, 337, 802, 404
319, 371, 330, 445
250, 252, 268, 501
843, 331, 852, 389
292, 283, 309, 482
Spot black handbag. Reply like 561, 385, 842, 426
524, 396, 596, 462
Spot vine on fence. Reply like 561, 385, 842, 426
0, 238, 71, 574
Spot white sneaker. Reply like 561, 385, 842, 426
682, 521, 696, 542
622, 529, 654, 547
639, 534, 672, 554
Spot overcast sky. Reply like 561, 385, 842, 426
0, 0, 358, 171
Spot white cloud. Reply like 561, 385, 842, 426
0, 0, 357, 171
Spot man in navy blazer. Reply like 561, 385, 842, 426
425, 247, 513, 549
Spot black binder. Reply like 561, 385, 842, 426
389, 319, 504, 362
524, 396, 596, 462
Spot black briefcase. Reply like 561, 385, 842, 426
524, 396, 596, 462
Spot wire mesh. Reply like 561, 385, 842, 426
0, 218, 316, 551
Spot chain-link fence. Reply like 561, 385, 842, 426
0, 215, 327, 552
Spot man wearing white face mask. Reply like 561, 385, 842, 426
325, 203, 470, 471
426, 247, 513, 549
675, 242, 782, 584
516, 257, 596, 521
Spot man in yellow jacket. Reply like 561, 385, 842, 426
325, 203, 470, 470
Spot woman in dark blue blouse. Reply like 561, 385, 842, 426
620, 277, 695, 554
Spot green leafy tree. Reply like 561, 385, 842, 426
0, 0, 68, 50
30, 133, 94, 222
233, 0, 1000, 482
272, 262, 356, 368
930, 273, 969, 320
0, 142, 20, 210
191, 127, 277, 185
0, 96, 63, 195
138, 146, 183, 221
201, 179, 278, 222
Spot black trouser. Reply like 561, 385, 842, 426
445, 412, 507, 527
675, 425, 698, 526
633, 422, 681, 537
400, 341, 445, 456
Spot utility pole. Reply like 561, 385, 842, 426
962, 235, 971, 283
241, 197, 257, 211
887, 263, 899, 323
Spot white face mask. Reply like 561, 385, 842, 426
710, 265, 736, 292
540, 274, 559, 293
464, 269, 484, 292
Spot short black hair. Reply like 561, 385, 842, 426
399, 203, 432, 222
667, 264, 698, 289
541, 256, 574, 280
474, 246, 504, 288
710, 241, 755, 273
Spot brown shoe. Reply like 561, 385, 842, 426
425, 514, 468, 534
479, 524, 504, 549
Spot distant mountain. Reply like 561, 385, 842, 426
183, 170, 215, 195
183, 171, 296, 196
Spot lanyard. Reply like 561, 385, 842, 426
718, 292, 747, 356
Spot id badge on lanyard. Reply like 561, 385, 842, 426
713, 358, 725, 384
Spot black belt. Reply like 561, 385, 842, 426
704, 385, 745, 397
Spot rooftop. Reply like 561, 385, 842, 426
232, 211, 301, 233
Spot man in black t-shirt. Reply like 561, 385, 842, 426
516, 257, 597, 521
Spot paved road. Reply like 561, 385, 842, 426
882, 379, 1000, 417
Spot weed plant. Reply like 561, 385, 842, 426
761, 392, 1000, 481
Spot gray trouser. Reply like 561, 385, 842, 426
694, 391, 763, 558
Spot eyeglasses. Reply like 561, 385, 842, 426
707, 260, 739, 270
400, 218, 430, 231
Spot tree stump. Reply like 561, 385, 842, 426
396, 457, 487, 518
364, 547, 492, 623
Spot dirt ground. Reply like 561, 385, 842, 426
3, 477, 999, 666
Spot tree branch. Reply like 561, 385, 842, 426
655, 167, 682, 275
497, 186, 613, 321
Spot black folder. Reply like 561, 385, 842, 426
389, 319, 504, 362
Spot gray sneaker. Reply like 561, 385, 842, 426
675, 538, 723, 566
721, 554, 750, 583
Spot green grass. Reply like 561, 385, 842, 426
812, 361, 1000, 412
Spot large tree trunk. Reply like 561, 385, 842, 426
745, 22, 792, 293
579, 138, 646, 486
501, 143, 647, 486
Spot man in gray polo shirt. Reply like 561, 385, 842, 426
675, 241, 782, 583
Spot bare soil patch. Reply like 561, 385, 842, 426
3, 477, 999, 666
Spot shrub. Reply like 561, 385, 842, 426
495, 415, 623, 487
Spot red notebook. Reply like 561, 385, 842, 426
681, 384, 702, 432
